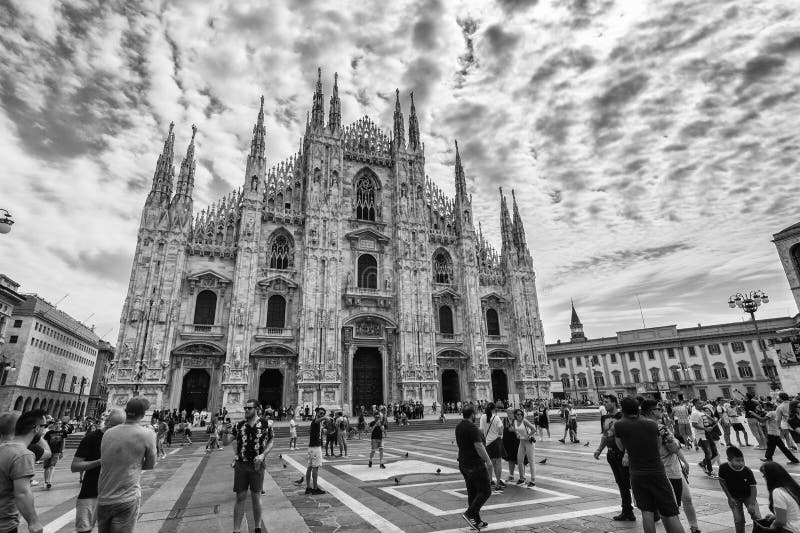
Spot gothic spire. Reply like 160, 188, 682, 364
393, 88, 405, 149
311, 67, 325, 130
328, 72, 341, 133
570, 299, 581, 326
408, 91, 420, 151
499, 187, 513, 252
570, 299, 586, 341
511, 189, 528, 252
175, 124, 197, 199
150, 121, 175, 198
454, 140, 467, 201
249, 95, 266, 160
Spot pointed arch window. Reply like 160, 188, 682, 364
268, 233, 293, 270
439, 305, 454, 334
355, 175, 377, 221
486, 308, 500, 336
194, 290, 217, 325
433, 251, 453, 284
266, 295, 286, 329
357, 254, 378, 289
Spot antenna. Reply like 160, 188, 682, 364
83, 313, 95, 323
636, 294, 646, 328
99, 327, 114, 340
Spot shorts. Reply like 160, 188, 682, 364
371, 439, 384, 451
781, 421, 791, 430
486, 439, 503, 459
97, 498, 139, 533
307, 446, 323, 468
43, 455, 59, 469
76, 497, 97, 531
668, 478, 683, 507
289, 430, 297, 438
233, 461, 265, 493
732, 423, 746, 432
630, 473, 680, 516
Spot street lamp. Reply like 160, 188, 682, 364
0, 209, 13, 235
728, 290, 780, 389
0, 354, 16, 383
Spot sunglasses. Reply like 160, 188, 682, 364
244, 406, 256, 410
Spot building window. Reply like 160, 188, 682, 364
439, 306, 454, 335
758, 339, 768, 351
576, 357, 582, 367
650, 369, 660, 382
721, 386, 731, 398
713, 365, 729, 379
699, 389, 708, 401
693, 367, 703, 381
610, 353, 617, 364
29, 366, 40, 388
433, 251, 453, 284
58, 373, 66, 392
8, 336, 18, 344
764, 365, 778, 378
738, 365, 753, 378
628, 352, 636, 362
731, 341, 745, 353
595, 373, 605, 387
577, 376, 587, 388
357, 254, 378, 289
558, 358, 566, 368
613, 372, 621, 385
486, 309, 500, 336
672, 368, 681, 381
631, 370, 640, 383
44, 370, 54, 390
647, 350, 655, 360
70, 376, 77, 393
193, 290, 217, 325
667, 348, 675, 358
708, 344, 721, 355
688, 346, 696, 356
355, 175, 377, 221
268, 233, 293, 270
561, 375, 570, 389
13, 320, 21, 328
265, 295, 286, 329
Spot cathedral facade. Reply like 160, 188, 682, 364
106, 70, 550, 418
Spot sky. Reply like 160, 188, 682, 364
1, 0, 800, 346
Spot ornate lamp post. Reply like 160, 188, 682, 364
728, 290, 780, 390
0, 209, 13, 234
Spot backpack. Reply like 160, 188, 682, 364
338, 418, 347, 431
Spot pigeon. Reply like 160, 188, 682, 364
279, 454, 282, 458
584, 441, 590, 447
538, 458, 547, 464
283, 464, 287, 468
394, 477, 400, 485
436, 468, 441, 475
405, 452, 409, 458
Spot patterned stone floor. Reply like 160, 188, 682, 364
19, 421, 785, 532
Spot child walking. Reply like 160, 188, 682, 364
718, 446, 761, 533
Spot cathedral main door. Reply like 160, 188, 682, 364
491, 369, 509, 403
258, 369, 283, 410
179, 369, 210, 413
352, 347, 382, 410
441, 369, 460, 404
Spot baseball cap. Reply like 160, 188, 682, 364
125, 397, 150, 418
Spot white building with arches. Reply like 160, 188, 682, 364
107, 71, 549, 417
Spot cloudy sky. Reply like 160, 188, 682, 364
2, 0, 800, 345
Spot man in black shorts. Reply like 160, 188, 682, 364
614, 397, 684, 533
232, 399, 274, 533
43, 420, 70, 489
456, 405, 493, 531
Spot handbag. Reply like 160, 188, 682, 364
752, 517, 774, 532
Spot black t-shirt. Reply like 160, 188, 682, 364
75, 429, 103, 499
614, 415, 665, 475
743, 399, 760, 418
44, 429, 69, 454
719, 463, 757, 499
456, 419, 483, 467
309, 419, 323, 447
370, 420, 384, 440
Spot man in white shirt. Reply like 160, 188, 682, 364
775, 393, 797, 452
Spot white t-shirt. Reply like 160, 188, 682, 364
479, 414, 504, 445
772, 487, 800, 533
689, 408, 706, 440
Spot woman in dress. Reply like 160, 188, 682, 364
502, 416, 520, 483
513, 408, 537, 486
759, 461, 800, 532
479, 403, 506, 491
537, 403, 550, 439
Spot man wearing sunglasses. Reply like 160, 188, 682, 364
232, 400, 274, 533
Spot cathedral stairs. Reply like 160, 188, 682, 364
62, 409, 602, 448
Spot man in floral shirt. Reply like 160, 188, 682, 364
231, 399, 273, 533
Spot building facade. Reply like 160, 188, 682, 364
107, 71, 549, 418
546, 304, 799, 402
771, 220, 800, 393
86, 340, 115, 418
0, 275, 25, 391
1, 294, 101, 418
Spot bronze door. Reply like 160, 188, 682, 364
352, 347, 382, 408
180, 369, 210, 412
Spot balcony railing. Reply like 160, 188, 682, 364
436, 332, 462, 343
180, 324, 224, 338
254, 327, 293, 341
343, 286, 393, 309
486, 334, 508, 345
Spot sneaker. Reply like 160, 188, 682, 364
706, 472, 719, 479
46, 483, 51, 490
380, 464, 386, 469
612, 513, 636, 521
516, 478, 525, 485
497, 480, 506, 488
368, 461, 372, 467
461, 513, 479, 531
558, 439, 565, 444
311, 487, 326, 495
31, 480, 39, 486
527, 481, 536, 487
304, 487, 313, 494
477, 520, 488, 529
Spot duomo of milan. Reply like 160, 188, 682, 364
106, 69, 550, 418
